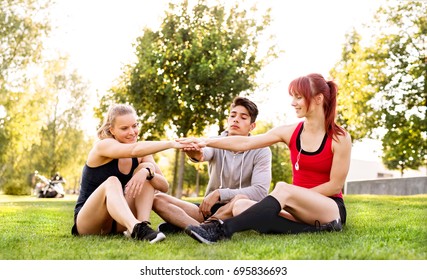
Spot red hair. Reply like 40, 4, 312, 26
288, 73, 345, 141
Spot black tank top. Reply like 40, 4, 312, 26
73, 158, 139, 219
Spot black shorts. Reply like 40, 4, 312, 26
330, 196, 347, 225
71, 219, 118, 236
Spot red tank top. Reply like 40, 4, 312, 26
289, 122, 342, 198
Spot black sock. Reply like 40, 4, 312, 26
223, 195, 319, 236
223, 195, 281, 237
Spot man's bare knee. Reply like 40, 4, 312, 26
270, 182, 291, 196
232, 199, 256, 217
231, 194, 249, 202
153, 193, 169, 212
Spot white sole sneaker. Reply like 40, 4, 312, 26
149, 232, 166, 244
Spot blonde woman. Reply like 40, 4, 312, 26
71, 104, 188, 243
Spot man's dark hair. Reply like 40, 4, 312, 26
230, 96, 259, 123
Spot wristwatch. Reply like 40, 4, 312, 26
145, 167, 155, 180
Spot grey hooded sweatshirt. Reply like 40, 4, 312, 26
194, 131, 272, 202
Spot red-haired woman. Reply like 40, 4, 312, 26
181, 73, 352, 244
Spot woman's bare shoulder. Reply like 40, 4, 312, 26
87, 138, 118, 166
269, 122, 300, 142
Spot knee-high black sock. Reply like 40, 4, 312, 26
223, 195, 281, 237
223, 195, 319, 237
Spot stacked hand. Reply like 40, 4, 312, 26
176, 137, 207, 150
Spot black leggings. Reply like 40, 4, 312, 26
223, 195, 346, 237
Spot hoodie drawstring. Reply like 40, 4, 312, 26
239, 151, 246, 189
219, 151, 246, 189
219, 152, 226, 189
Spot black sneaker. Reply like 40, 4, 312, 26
131, 221, 166, 243
157, 222, 182, 234
315, 218, 342, 232
184, 219, 227, 244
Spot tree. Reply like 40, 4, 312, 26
0, 54, 92, 194
331, 0, 426, 175
0, 0, 51, 158
0, 84, 47, 193
330, 29, 379, 141
0, 0, 52, 193
0, 0, 51, 90
30, 57, 92, 189
103, 0, 278, 197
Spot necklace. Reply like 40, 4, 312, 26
295, 146, 302, 171
295, 127, 304, 171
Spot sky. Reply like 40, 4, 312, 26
46, 0, 387, 161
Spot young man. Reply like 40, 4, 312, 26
152, 96, 272, 233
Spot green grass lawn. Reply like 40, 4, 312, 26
0, 194, 426, 260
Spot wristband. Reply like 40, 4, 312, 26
190, 157, 200, 162
145, 167, 155, 180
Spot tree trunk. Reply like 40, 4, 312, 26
195, 166, 200, 196
176, 150, 185, 198
171, 149, 179, 196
